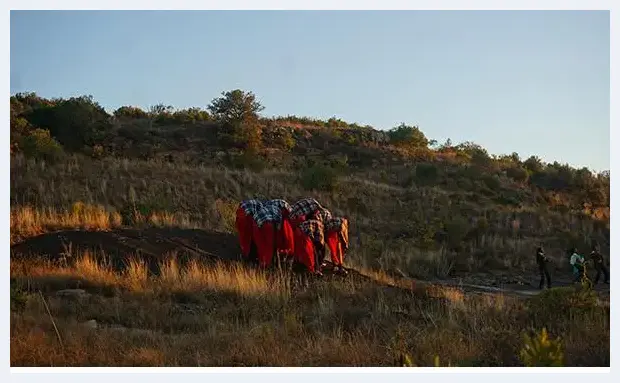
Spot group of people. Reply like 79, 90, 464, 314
235, 197, 349, 277
536, 243, 610, 289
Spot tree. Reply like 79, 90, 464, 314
28, 95, 111, 151
523, 156, 544, 174
114, 106, 149, 119
208, 89, 264, 124
387, 123, 429, 149
208, 89, 265, 153
19, 128, 64, 163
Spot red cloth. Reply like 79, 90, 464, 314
235, 207, 254, 259
293, 225, 316, 272
290, 214, 307, 228
326, 230, 344, 266
253, 221, 277, 268
276, 217, 295, 256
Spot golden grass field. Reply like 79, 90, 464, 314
10, 154, 610, 367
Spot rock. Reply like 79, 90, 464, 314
56, 289, 88, 297
81, 319, 98, 329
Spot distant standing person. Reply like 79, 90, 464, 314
569, 248, 586, 283
536, 245, 551, 289
590, 244, 609, 285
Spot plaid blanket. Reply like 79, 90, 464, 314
265, 199, 292, 214
299, 219, 325, 246
290, 198, 332, 223
239, 199, 264, 216
254, 203, 284, 228
290, 198, 323, 219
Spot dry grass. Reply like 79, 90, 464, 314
9, 154, 610, 366
10, 204, 121, 244
11, 252, 288, 300
10, 251, 610, 367
10, 154, 609, 277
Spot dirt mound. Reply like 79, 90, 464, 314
10, 227, 241, 272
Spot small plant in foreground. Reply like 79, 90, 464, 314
519, 328, 564, 367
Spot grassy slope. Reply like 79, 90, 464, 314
10, 253, 610, 367
10, 120, 610, 367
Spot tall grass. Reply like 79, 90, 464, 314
10, 251, 609, 367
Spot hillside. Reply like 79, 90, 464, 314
9, 90, 611, 367
10, 90, 610, 281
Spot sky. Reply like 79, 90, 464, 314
10, 10, 610, 172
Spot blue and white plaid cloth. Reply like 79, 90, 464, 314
239, 199, 264, 216
253, 199, 294, 228
265, 199, 292, 214
290, 198, 332, 222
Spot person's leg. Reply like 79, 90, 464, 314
544, 267, 551, 288
293, 227, 315, 274
573, 267, 581, 283
538, 267, 545, 289
602, 265, 609, 283
253, 222, 276, 269
594, 266, 601, 284
248, 240, 258, 265
326, 231, 341, 265
277, 219, 295, 256
235, 208, 253, 259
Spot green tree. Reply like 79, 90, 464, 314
28, 95, 111, 151
208, 89, 264, 153
114, 106, 149, 119
19, 128, 64, 163
387, 123, 429, 148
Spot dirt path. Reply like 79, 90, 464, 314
10, 227, 610, 298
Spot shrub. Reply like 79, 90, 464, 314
214, 199, 238, 233
275, 128, 296, 151
19, 128, 64, 163
120, 202, 157, 226
519, 328, 564, 367
300, 164, 339, 192
229, 152, 266, 172
444, 216, 469, 250
527, 286, 601, 325
28, 95, 112, 151
387, 123, 429, 149
114, 106, 149, 119
10, 285, 28, 313
415, 162, 439, 185
506, 166, 529, 183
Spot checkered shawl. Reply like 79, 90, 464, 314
290, 199, 332, 224
298, 219, 325, 246
265, 199, 292, 214
326, 217, 349, 249
253, 205, 278, 227
239, 199, 264, 216
290, 198, 324, 219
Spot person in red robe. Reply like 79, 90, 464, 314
235, 199, 264, 264
292, 219, 325, 276
325, 217, 349, 276
253, 199, 294, 269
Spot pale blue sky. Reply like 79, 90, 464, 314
10, 11, 610, 171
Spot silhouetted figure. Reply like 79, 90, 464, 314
536, 246, 551, 289
590, 245, 609, 284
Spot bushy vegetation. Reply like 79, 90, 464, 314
10, 89, 610, 275
9, 89, 610, 367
